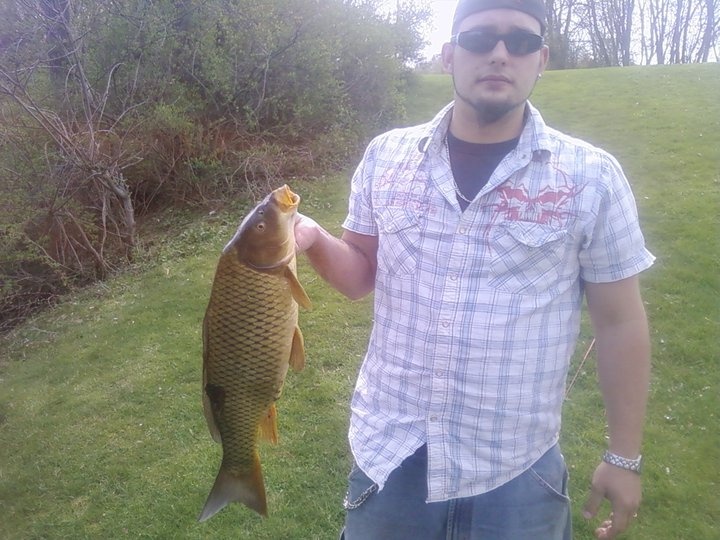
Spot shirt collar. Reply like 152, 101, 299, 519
520, 102, 553, 163
419, 101, 553, 163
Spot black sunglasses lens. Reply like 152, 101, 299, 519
457, 32, 498, 54
456, 31, 543, 56
506, 33, 543, 55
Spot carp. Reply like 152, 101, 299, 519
198, 185, 311, 521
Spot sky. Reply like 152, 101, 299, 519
377, 0, 457, 60
420, 0, 456, 59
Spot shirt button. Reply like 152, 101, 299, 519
449, 273, 458, 281
430, 416, 439, 422
458, 227, 467, 234
435, 370, 444, 378
441, 320, 450, 328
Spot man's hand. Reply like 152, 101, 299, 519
583, 461, 641, 539
294, 212, 321, 254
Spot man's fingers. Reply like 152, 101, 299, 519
293, 213, 319, 253
594, 519, 613, 539
608, 504, 635, 538
606, 482, 641, 537
583, 485, 604, 519
593, 510, 639, 539
586, 462, 642, 538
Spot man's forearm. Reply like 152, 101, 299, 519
303, 228, 376, 300
294, 213, 377, 301
585, 277, 651, 458
594, 317, 651, 458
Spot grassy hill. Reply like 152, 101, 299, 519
1, 63, 718, 539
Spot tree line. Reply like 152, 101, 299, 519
545, 0, 717, 67
417, 0, 716, 71
0, 0, 429, 331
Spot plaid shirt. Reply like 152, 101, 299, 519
343, 102, 655, 502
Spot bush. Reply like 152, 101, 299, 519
0, 0, 429, 331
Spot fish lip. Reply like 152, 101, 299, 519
275, 184, 300, 211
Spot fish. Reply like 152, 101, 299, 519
198, 184, 311, 522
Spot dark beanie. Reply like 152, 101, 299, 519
452, 0, 547, 34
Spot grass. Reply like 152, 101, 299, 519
1, 63, 719, 539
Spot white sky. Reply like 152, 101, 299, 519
420, 0, 457, 59
377, 0, 457, 60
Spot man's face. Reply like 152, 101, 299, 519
443, 8, 549, 125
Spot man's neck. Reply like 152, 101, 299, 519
450, 102, 527, 144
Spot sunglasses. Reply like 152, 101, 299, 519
451, 30, 545, 56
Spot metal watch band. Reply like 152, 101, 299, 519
602, 450, 643, 474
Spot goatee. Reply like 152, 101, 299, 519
471, 101, 516, 125
453, 83, 524, 127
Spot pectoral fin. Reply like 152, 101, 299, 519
284, 266, 311, 309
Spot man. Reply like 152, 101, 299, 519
295, 0, 654, 538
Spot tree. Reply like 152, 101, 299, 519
698, 0, 717, 62
0, 1, 143, 278
635, 0, 716, 64
0, 0, 431, 330
582, 0, 636, 66
546, 0, 580, 68
543, 0, 717, 66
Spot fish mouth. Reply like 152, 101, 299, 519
274, 184, 300, 211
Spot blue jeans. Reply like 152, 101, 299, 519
340, 444, 572, 540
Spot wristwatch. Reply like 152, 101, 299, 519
602, 450, 643, 474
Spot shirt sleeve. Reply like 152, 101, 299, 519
343, 138, 379, 236
579, 152, 655, 283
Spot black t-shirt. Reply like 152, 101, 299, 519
447, 131, 520, 211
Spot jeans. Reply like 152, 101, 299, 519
340, 444, 572, 540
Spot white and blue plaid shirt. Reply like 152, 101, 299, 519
343, 102, 655, 502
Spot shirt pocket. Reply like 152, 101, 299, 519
489, 221, 569, 295
374, 206, 420, 276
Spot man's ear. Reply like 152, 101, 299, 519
538, 44, 550, 75
441, 42, 454, 74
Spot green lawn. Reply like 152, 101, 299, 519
1, 64, 719, 539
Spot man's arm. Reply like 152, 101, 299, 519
294, 213, 378, 300
582, 275, 651, 539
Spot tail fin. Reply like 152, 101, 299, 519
198, 457, 267, 521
